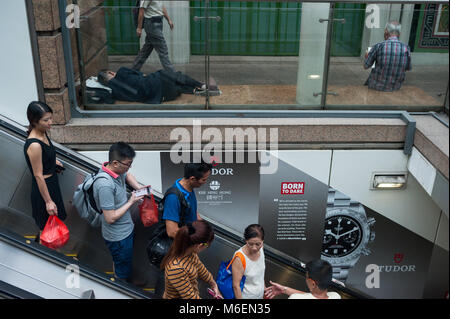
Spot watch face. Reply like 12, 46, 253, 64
322, 215, 363, 257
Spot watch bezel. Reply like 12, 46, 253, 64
322, 214, 363, 258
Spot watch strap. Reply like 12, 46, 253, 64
327, 188, 365, 283
332, 266, 350, 282
328, 189, 366, 215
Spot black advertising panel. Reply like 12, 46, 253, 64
259, 155, 329, 263
422, 244, 450, 299
160, 152, 260, 234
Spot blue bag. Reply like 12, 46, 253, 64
216, 252, 246, 299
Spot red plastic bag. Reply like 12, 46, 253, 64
139, 193, 159, 227
40, 216, 70, 249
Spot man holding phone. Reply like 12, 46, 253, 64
93, 142, 146, 286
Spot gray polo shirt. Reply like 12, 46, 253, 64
140, 0, 164, 19
93, 168, 134, 242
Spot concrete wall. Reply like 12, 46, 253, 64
0, 1, 39, 126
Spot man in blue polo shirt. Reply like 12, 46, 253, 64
163, 162, 212, 238
153, 162, 212, 297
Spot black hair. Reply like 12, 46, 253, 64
244, 224, 265, 241
161, 220, 215, 270
26, 101, 53, 136
108, 142, 136, 163
305, 259, 333, 291
184, 162, 213, 180
97, 69, 110, 86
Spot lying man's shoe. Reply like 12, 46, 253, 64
194, 87, 222, 97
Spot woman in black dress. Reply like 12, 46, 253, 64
23, 101, 67, 244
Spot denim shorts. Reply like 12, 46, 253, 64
104, 231, 134, 279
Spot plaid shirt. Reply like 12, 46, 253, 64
364, 36, 412, 92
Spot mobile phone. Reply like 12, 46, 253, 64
367, 47, 376, 68
207, 288, 223, 299
134, 186, 151, 197
55, 164, 65, 173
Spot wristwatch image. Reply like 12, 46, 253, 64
321, 188, 375, 283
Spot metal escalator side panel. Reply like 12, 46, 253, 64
0, 227, 150, 299
0, 280, 43, 299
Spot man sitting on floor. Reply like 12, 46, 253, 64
363, 21, 412, 92
97, 67, 218, 104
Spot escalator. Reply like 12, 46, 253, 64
0, 115, 368, 299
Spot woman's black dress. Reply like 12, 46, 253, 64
23, 133, 67, 230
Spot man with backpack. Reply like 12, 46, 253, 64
163, 162, 213, 237
92, 142, 145, 285
152, 161, 212, 297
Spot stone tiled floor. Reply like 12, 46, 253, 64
108, 56, 448, 108
159, 84, 442, 106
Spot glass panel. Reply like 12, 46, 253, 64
74, 1, 448, 112
326, 2, 449, 109
78, 0, 207, 109
205, 1, 330, 108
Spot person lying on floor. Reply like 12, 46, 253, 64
97, 67, 217, 104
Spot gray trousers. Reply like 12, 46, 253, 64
132, 18, 175, 72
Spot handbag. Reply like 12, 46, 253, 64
40, 216, 70, 250
139, 193, 159, 227
216, 252, 246, 299
146, 223, 173, 267
146, 187, 189, 267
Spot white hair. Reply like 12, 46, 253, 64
385, 21, 401, 36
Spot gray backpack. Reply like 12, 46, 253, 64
72, 171, 111, 228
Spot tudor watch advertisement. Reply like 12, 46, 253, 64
160, 151, 446, 299
321, 188, 376, 282
257, 155, 438, 298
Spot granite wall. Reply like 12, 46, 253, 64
31, 0, 108, 124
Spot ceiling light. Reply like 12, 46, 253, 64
371, 173, 407, 190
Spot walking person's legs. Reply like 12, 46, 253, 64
154, 268, 165, 298
132, 20, 155, 71
104, 231, 134, 281
149, 21, 175, 73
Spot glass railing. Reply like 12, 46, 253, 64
72, 0, 449, 112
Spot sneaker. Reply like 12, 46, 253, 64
194, 86, 221, 97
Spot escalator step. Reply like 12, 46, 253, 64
65, 253, 78, 260
142, 288, 155, 292
24, 235, 37, 244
